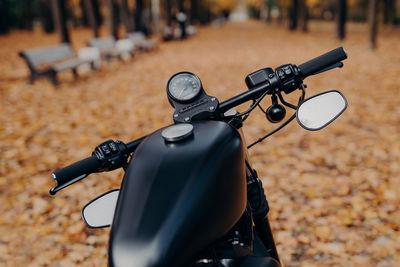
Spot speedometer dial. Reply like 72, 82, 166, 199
167, 72, 202, 102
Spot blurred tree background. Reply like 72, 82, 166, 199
1, 1, 400, 266
0, 0, 399, 48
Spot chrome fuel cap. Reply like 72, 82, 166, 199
161, 123, 194, 142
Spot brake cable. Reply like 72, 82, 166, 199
234, 91, 269, 121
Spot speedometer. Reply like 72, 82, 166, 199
167, 72, 202, 102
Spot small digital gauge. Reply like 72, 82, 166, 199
167, 72, 202, 102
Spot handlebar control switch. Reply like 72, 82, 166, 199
245, 68, 274, 89
275, 64, 302, 94
92, 140, 129, 172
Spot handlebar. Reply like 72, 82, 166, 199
50, 47, 347, 195
298, 47, 347, 78
50, 156, 101, 195
220, 46, 347, 113
50, 138, 146, 195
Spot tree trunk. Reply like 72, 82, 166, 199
179, 0, 185, 12
40, 0, 55, 33
80, 0, 89, 26
20, 0, 34, 30
84, 0, 99, 37
369, 0, 378, 49
207, 0, 211, 23
299, 0, 308, 32
135, 0, 144, 32
106, 0, 118, 39
120, 0, 135, 32
166, 0, 172, 26
336, 0, 346, 40
0, 0, 9, 34
289, 0, 298, 31
50, 0, 70, 43
151, 0, 161, 33
92, 0, 103, 25
190, 0, 198, 24
383, 0, 396, 25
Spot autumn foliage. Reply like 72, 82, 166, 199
0, 20, 400, 266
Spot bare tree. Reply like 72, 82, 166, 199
336, 0, 347, 40
289, 0, 298, 31
106, 0, 118, 39
151, 0, 161, 33
135, 0, 144, 32
179, 0, 185, 12
50, 0, 70, 43
84, 0, 99, 37
0, 0, 9, 34
299, 0, 308, 32
190, 0, 198, 24
120, 0, 135, 32
40, 0, 54, 33
368, 0, 379, 49
383, 0, 396, 25
165, 0, 172, 26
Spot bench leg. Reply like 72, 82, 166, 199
90, 61, 96, 70
72, 68, 78, 79
29, 73, 37, 84
48, 71, 59, 86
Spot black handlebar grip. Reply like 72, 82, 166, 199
298, 47, 348, 78
50, 156, 101, 195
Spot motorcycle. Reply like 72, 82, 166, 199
50, 47, 348, 267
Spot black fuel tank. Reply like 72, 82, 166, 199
109, 121, 246, 267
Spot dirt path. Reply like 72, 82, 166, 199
1, 21, 399, 266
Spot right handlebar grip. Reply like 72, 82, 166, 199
298, 46, 347, 78
50, 156, 101, 194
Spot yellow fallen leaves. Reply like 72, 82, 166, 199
1, 20, 400, 266
314, 226, 331, 242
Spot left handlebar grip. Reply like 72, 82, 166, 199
49, 156, 101, 195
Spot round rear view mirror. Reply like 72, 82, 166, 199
296, 90, 347, 131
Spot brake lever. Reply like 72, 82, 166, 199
277, 83, 306, 110
312, 62, 343, 75
277, 93, 297, 110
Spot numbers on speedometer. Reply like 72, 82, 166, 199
167, 72, 202, 102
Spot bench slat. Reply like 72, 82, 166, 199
87, 37, 116, 52
21, 43, 75, 70
51, 58, 93, 72
19, 43, 96, 85
126, 32, 158, 51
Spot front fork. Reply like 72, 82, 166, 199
238, 128, 280, 264
246, 163, 280, 264
254, 215, 280, 263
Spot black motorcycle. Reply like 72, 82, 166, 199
50, 47, 348, 267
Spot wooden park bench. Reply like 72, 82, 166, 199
19, 43, 96, 85
125, 32, 158, 51
87, 37, 134, 61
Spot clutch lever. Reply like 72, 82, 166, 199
312, 62, 344, 75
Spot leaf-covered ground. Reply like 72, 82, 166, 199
1, 21, 399, 266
